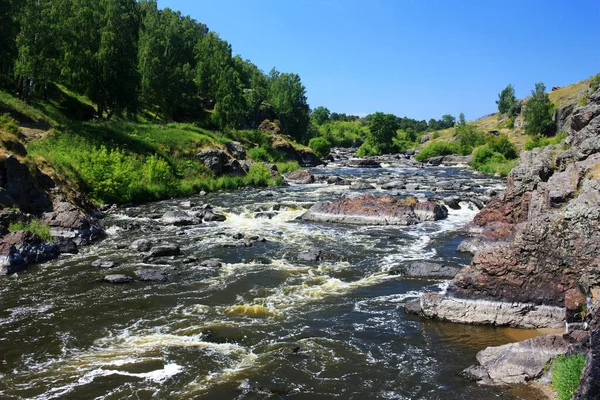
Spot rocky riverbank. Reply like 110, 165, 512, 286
407, 88, 600, 394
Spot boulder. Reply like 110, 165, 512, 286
160, 210, 197, 226
223, 159, 247, 176
283, 170, 314, 184
200, 259, 222, 268
130, 239, 153, 252
135, 269, 168, 282
197, 149, 228, 176
300, 194, 448, 226
381, 180, 406, 190
0, 231, 59, 275
54, 237, 78, 254
463, 335, 568, 385
202, 210, 227, 222
392, 261, 460, 279
350, 181, 375, 190
347, 159, 381, 168
1, 155, 52, 213
148, 245, 181, 257
225, 141, 246, 160
297, 250, 322, 262
296, 148, 323, 167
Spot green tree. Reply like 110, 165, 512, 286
496, 84, 517, 115
441, 114, 456, 129
0, 0, 20, 87
367, 112, 399, 153
268, 70, 310, 142
311, 106, 330, 125
213, 66, 247, 129
524, 82, 554, 136
458, 112, 466, 125
195, 31, 233, 107
138, 2, 205, 119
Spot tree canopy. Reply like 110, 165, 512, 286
496, 84, 517, 116
524, 83, 554, 136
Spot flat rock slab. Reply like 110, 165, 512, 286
463, 334, 568, 385
391, 261, 460, 279
300, 194, 448, 226
160, 211, 197, 226
148, 245, 181, 257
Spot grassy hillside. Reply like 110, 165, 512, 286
0, 86, 304, 205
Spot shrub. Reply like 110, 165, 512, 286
246, 164, 271, 186
552, 354, 586, 400
415, 141, 458, 162
471, 144, 518, 176
487, 134, 518, 159
248, 146, 273, 162
356, 141, 379, 157
590, 73, 600, 93
455, 124, 486, 155
276, 161, 301, 174
524, 131, 568, 151
8, 219, 52, 242
524, 83, 555, 136
308, 137, 331, 157
0, 113, 19, 135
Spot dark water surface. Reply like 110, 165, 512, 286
0, 164, 547, 399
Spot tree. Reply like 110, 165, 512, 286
524, 82, 554, 136
367, 112, 399, 153
195, 32, 233, 107
497, 84, 517, 115
0, 0, 19, 87
268, 71, 310, 142
441, 114, 456, 129
213, 66, 247, 129
458, 112, 466, 125
311, 106, 330, 125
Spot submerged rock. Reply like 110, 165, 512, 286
103, 274, 133, 284
300, 194, 448, 226
148, 245, 181, 257
391, 261, 460, 279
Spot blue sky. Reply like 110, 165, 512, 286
157, 0, 600, 121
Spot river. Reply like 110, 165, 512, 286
0, 158, 549, 399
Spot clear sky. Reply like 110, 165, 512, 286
157, 0, 600, 122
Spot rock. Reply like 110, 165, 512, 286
224, 141, 246, 160
283, 170, 314, 184
103, 274, 133, 284
232, 232, 244, 240
457, 237, 502, 255
54, 237, 78, 254
392, 261, 460, 279
200, 259, 222, 268
405, 183, 420, 191
347, 159, 382, 168
130, 239, 153, 252
202, 211, 226, 222
554, 103, 575, 133
420, 134, 431, 144
350, 181, 375, 190
296, 148, 323, 167
0, 231, 59, 275
258, 119, 280, 135
426, 156, 443, 166
148, 245, 180, 257
381, 180, 406, 190
443, 196, 461, 210
464, 335, 568, 385
135, 269, 167, 282
1, 155, 52, 213
407, 293, 565, 329
92, 260, 117, 269
300, 194, 448, 226
179, 201, 194, 208
565, 288, 587, 323
264, 163, 279, 177
297, 250, 321, 262
41, 199, 92, 231
197, 149, 228, 176
160, 210, 197, 226
223, 159, 247, 176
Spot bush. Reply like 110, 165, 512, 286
524, 83, 555, 136
356, 141, 379, 157
415, 141, 458, 162
8, 219, 52, 242
0, 113, 20, 135
246, 164, 271, 186
455, 124, 486, 155
471, 144, 518, 177
590, 73, 600, 93
552, 354, 586, 400
248, 146, 273, 162
524, 131, 568, 151
276, 161, 301, 174
308, 137, 331, 157
487, 134, 518, 159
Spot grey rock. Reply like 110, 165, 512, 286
283, 169, 314, 184
92, 260, 116, 269
382, 180, 406, 190
160, 210, 197, 226
54, 238, 78, 254
297, 250, 321, 262
350, 181, 375, 190
103, 274, 133, 284
197, 149, 228, 176
148, 245, 180, 257
347, 159, 382, 168
225, 141, 246, 160
135, 269, 167, 282
200, 259, 222, 268
130, 239, 153, 252
393, 261, 460, 279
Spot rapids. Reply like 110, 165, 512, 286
0, 162, 548, 399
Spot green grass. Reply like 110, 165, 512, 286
8, 219, 52, 242
275, 161, 301, 174
524, 131, 568, 151
552, 354, 586, 400
415, 141, 459, 161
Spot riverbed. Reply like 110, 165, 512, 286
0, 160, 549, 399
